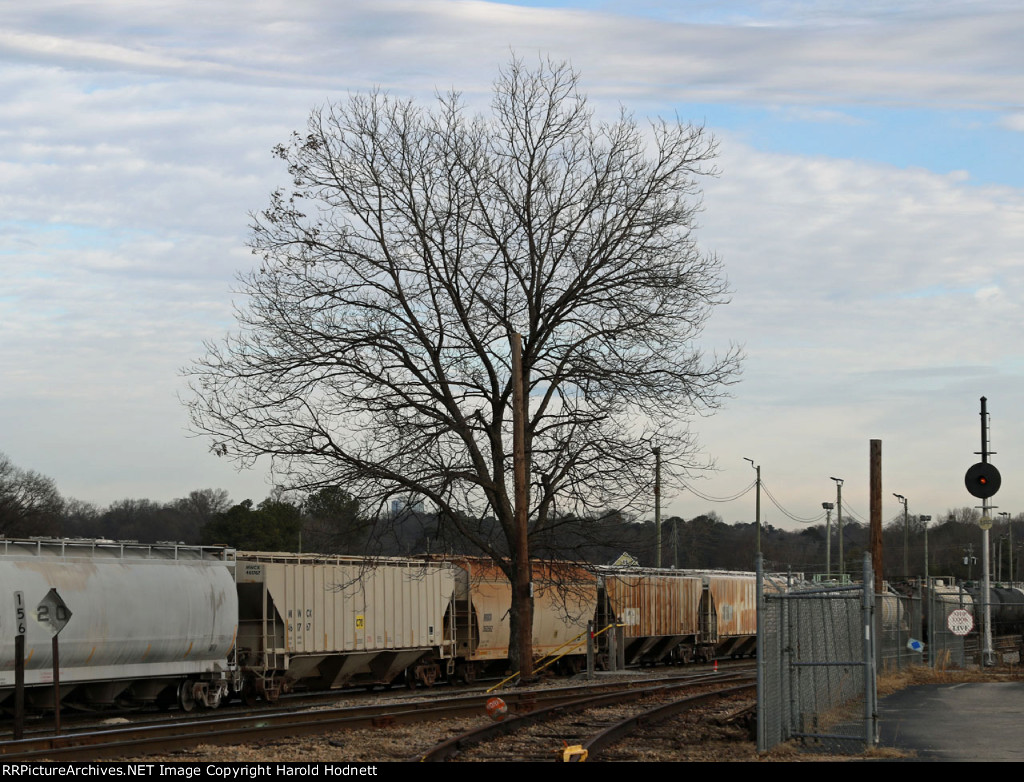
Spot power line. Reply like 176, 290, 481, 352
761, 480, 827, 524
678, 479, 756, 503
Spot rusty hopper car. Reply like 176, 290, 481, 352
0, 538, 237, 710
700, 571, 758, 657
596, 567, 760, 664
445, 558, 598, 681
233, 553, 455, 699
597, 569, 710, 664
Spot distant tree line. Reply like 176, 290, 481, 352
0, 452, 360, 553
1, 452, 1017, 578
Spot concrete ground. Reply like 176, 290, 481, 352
877, 681, 1024, 761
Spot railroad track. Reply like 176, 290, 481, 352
1, 682, 422, 742
963, 633, 1022, 660
413, 672, 756, 762
1, 668, 751, 761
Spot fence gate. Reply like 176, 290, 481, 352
757, 554, 878, 754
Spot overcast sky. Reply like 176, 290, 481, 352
2, 0, 1022, 531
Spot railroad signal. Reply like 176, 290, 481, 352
965, 462, 1001, 499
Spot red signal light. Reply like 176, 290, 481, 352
965, 462, 1001, 499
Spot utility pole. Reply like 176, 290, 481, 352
831, 477, 844, 579
822, 502, 834, 579
653, 446, 662, 568
894, 493, 908, 577
963, 543, 975, 581
673, 516, 679, 569
745, 458, 761, 560
920, 514, 932, 579
870, 440, 883, 596
510, 332, 533, 679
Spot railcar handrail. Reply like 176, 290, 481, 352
486, 623, 620, 693
0, 536, 236, 561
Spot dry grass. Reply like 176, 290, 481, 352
877, 661, 1023, 697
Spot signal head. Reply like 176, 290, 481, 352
965, 462, 1001, 499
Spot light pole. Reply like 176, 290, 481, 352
822, 502, 834, 579
920, 514, 932, 579
745, 458, 761, 559
894, 493, 908, 577
964, 544, 978, 581
830, 477, 844, 578
998, 512, 1010, 584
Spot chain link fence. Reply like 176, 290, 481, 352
757, 554, 877, 754
926, 578, 970, 668
879, 587, 923, 672
925, 579, 1024, 667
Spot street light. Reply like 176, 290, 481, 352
830, 477, 844, 578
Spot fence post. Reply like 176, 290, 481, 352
756, 553, 766, 753
863, 553, 878, 746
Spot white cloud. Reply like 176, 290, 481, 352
998, 112, 1024, 132
1, 0, 1023, 524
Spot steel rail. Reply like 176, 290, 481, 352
2, 670, 748, 761
411, 672, 754, 761
582, 682, 756, 758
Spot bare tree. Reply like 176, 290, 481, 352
187, 57, 741, 675
0, 452, 63, 536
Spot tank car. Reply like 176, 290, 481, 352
232, 552, 456, 700
0, 538, 237, 711
925, 582, 1024, 638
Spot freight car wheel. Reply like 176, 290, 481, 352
178, 680, 197, 713
240, 679, 260, 708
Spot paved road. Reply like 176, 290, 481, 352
878, 682, 1024, 761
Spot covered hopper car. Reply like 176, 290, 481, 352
443, 557, 597, 682
233, 552, 456, 700
596, 567, 758, 665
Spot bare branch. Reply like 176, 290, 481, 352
186, 56, 742, 672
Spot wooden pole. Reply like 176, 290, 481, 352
653, 447, 662, 568
511, 333, 533, 679
870, 439, 883, 595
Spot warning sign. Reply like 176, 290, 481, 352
947, 608, 973, 636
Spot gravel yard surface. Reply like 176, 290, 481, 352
124, 667, 1017, 762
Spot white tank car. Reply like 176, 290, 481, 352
0, 539, 238, 710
